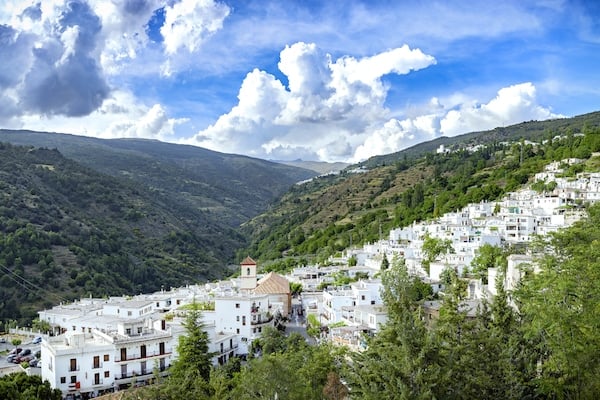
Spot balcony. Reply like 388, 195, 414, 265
115, 349, 172, 363
217, 344, 239, 356
114, 366, 170, 384
251, 313, 273, 326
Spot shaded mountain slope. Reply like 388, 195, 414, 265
0, 130, 317, 226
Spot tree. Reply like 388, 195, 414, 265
345, 256, 439, 399
322, 371, 349, 400
0, 373, 61, 400
470, 243, 507, 283
421, 233, 453, 273
380, 253, 389, 270
163, 305, 213, 399
517, 203, 600, 398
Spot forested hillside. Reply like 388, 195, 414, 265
242, 112, 600, 268
0, 130, 317, 226
0, 143, 244, 323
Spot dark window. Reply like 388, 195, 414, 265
60, 377, 66, 384
104, 354, 109, 362
94, 373, 100, 385
93, 356, 100, 369
69, 358, 77, 372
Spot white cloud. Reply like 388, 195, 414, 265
19, 90, 187, 141
351, 82, 561, 162
191, 42, 436, 161
161, 0, 230, 55
440, 82, 561, 136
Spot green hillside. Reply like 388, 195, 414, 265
0, 130, 317, 226
0, 131, 319, 324
241, 112, 600, 268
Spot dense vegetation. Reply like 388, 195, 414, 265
0, 132, 315, 325
0, 373, 61, 400
0, 143, 243, 324
118, 203, 600, 399
242, 117, 600, 269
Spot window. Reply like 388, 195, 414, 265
60, 377, 66, 384
69, 358, 77, 372
104, 354, 109, 362
236, 328, 240, 334
236, 316, 240, 322
371, 300, 376, 305
93, 356, 100, 369
137, 327, 143, 334
235, 303, 240, 308
70, 376, 77, 384
94, 373, 100, 385
242, 316, 246, 326
120, 348, 127, 361
104, 371, 110, 378
126, 328, 132, 335
361, 295, 365, 301
247, 267, 250, 275
127, 311, 132, 316
140, 345, 147, 358
159, 342, 165, 355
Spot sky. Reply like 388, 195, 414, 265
1, 0, 599, 163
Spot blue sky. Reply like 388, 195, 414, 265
1, 0, 599, 162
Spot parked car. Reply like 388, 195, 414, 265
8, 347, 22, 356
6, 354, 17, 363
0, 337, 6, 343
32, 336, 42, 344
17, 355, 34, 364
13, 349, 31, 362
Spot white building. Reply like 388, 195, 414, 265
41, 320, 173, 398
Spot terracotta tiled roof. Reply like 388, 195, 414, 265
254, 272, 290, 294
241, 256, 256, 265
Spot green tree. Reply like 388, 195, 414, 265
470, 243, 507, 283
345, 256, 439, 399
517, 203, 600, 398
380, 253, 389, 270
163, 305, 213, 399
421, 234, 453, 274
0, 373, 61, 400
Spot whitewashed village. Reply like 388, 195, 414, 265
6, 152, 600, 399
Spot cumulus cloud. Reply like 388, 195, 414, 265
161, 0, 230, 55
440, 83, 560, 135
352, 83, 561, 162
191, 40, 559, 162
18, 89, 187, 140
192, 42, 436, 161
18, 1, 109, 117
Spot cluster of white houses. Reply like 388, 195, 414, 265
37, 257, 291, 398
33, 157, 600, 398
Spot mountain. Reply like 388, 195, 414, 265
241, 111, 600, 266
0, 130, 317, 226
0, 132, 317, 323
